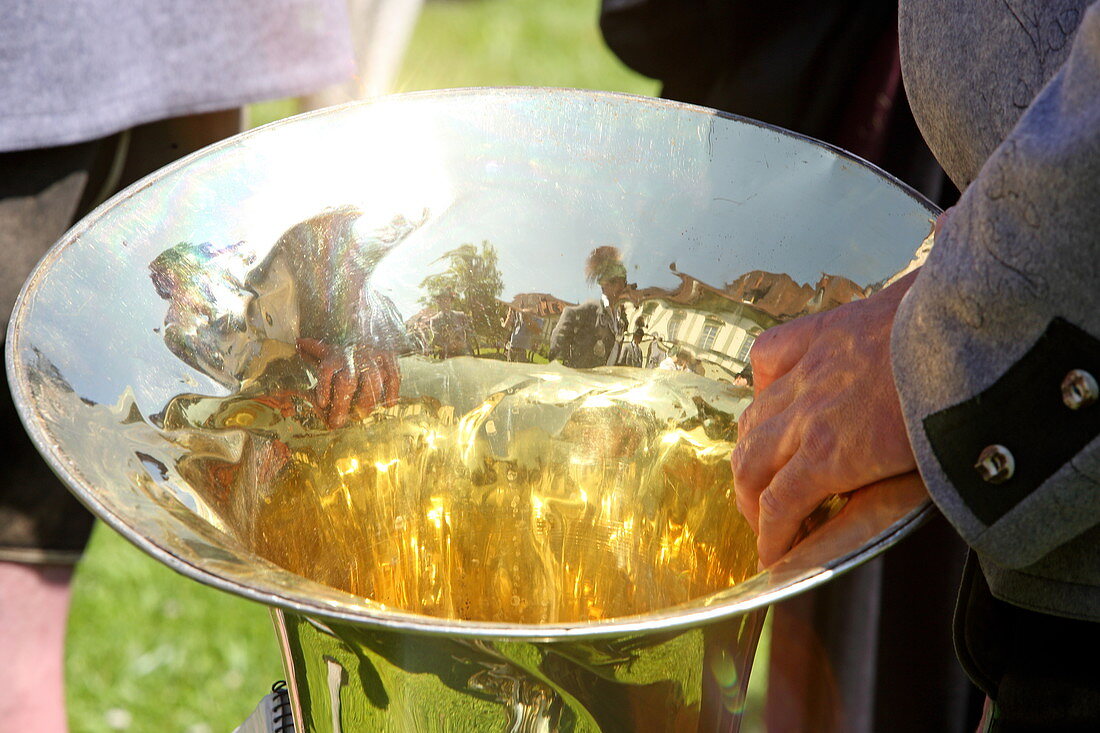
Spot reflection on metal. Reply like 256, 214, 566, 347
324, 656, 347, 733
8, 89, 939, 731
275, 608, 764, 731
162, 352, 755, 622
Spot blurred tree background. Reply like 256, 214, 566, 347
65, 2, 768, 732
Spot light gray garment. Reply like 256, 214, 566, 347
0, 0, 355, 152
895, 0, 1100, 620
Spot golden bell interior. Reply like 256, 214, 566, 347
163, 355, 760, 624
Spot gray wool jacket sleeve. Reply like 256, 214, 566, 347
893, 1, 1100, 620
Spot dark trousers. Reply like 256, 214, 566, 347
957, 554, 1100, 732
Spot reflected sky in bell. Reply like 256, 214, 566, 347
18, 90, 934, 411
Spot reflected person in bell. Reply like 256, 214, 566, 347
266, 206, 411, 429
731, 2, 1100, 728
548, 246, 628, 368
659, 345, 704, 375
149, 206, 413, 429
617, 325, 646, 367
428, 292, 474, 359
503, 307, 543, 362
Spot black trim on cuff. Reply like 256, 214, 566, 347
922, 317, 1100, 525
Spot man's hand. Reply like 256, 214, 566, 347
297, 338, 400, 428
731, 270, 923, 566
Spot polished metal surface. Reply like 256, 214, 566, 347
8, 89, 938, 731
272, 606, 765, 732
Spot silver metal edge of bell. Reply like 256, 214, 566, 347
5, 87, 937, 640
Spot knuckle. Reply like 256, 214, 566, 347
740, 392, 780, 434
730, 449, 747, 481
799, 423, 834, 464
736, 408, 756, 438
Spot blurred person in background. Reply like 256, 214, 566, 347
429, 292, 475, 358
0, 3, 358, 730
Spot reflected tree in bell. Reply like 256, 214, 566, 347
419, 242, 508, 355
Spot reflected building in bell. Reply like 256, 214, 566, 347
726, 270, 867, 319
626, 269, 777, 381
625, 268, 868, 381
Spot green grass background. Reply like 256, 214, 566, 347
66, 1, 771, 730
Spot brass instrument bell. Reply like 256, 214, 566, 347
8, 89, 937, 731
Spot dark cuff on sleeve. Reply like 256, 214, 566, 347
923, 317, 1100, 526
